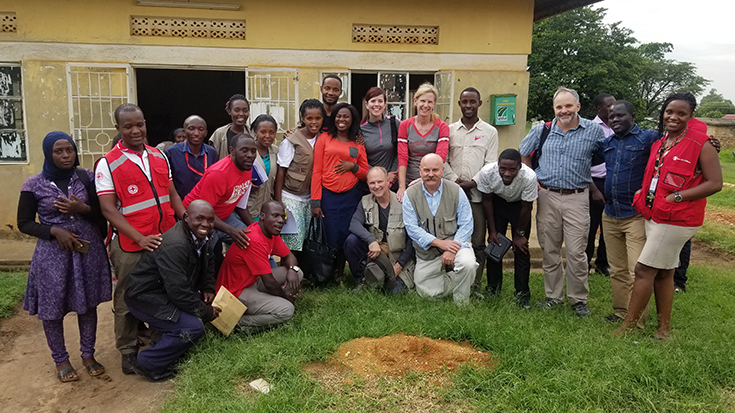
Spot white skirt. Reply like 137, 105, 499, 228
638, 220, 700, 269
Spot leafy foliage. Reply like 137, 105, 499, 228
528, 7, 710, 123
695, 89, 735, 118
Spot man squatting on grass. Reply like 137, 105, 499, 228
217, 200, 303, 333
124, 200, 221, 382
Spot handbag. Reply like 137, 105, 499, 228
301, 216, 338, 285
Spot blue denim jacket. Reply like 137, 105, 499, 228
603, 125, 660, 219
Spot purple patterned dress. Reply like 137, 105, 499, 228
22, 171, 112, 320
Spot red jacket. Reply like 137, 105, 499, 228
633, 129, 709, 227
103, 145, 176, 251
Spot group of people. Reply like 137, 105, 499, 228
18, 73, 722, 384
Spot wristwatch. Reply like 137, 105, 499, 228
673, 191, 683, 203
516, 230, 527, 238
289, 265, 301, 273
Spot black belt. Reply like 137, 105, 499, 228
539, 182, 586, 195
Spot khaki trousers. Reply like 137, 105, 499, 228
237, 267, 303, 328
470, 202, 487, 288
109, 237, 144, 355
414, 248, 477, 306
536, 187, 590, 304
602, 212, 648, 327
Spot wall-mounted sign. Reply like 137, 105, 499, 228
490, 94, 516, 126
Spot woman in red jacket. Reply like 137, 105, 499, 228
311, 103, 369, 283
615, 93, 722, 339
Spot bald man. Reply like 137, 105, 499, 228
166, 115, 219, 200
402, 154, 477, 305
124, 200, 221, 381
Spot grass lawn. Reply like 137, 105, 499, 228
0, 271, 27, 318
696, 148, 735, 251
162, 265, 735, 412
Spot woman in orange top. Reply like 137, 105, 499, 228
311, 102, 369, 282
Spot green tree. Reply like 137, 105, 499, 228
528, 7, 710, 123
695, 89, 735, 118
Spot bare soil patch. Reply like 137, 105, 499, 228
299, 334, 493, 412
0, 301, 173, 413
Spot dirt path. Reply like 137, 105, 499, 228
0, 301, 173, 413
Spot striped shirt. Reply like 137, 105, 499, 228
519, 116, 605, 190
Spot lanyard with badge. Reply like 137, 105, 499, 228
645, 128, 688, 208
185, 151, 208, 176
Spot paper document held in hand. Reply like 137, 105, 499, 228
210, 285, 247, 336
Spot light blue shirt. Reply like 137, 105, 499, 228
519, 116, 605, 189
402, 180, 473, 251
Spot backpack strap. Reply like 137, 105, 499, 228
389, 116, 399, 156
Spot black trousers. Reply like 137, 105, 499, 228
586, 177, 608, 269
674, 239, 692, 288
486, 194, 531, 298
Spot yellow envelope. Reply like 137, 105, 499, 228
210, 285, 248, 337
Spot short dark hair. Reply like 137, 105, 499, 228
611, 100, 636, 116
498, 148, 522, 164
226, 94, 249, 111
327, 102, 361, 142
250, 114, 277, 133
322, 74, 343, 87
114, 103, 142, 124
593, 93, 614, 108
228, 132, 254, 152
460, 87, 481, 101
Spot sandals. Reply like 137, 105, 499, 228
85, 361, 106, 377
57, 366, 79, 383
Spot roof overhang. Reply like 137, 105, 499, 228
534, 0, 604, 21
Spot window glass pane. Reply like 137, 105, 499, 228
0, 65, 27, 162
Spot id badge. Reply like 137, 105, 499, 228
648, 176, 658, 193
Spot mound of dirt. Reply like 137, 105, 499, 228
329, 333, 493, 378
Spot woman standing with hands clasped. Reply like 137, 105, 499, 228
17, 132, 112, 382
311, 102, 369, 282
615, 92, 722, 340
396, 83, 450, 201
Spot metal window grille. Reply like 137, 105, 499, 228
352, 24, 438, 45
246, 69, 299, 134
67, 64, 132, 168
319, 71, 350, 103
131, 16, 245, 39
0, 64, 27, 163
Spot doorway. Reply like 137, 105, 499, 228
135, 68, 246, 146
350, 72, 436, 121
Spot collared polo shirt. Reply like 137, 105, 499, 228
402, 180, 473, 250
519, 116, 605, 190
603, 125, 660, 219
591, 115, 614, 179
445, 118, 499, 202
166, 141, 219, 200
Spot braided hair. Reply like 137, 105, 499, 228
657, 92, 697, 137
297, 99, 326, 128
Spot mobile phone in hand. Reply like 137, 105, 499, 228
75, 239, 91, 254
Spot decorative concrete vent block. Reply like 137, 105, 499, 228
1, 12, 17, 33
352, 24, 438, 45
131, 16, 245, 39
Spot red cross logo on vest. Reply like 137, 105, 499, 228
127, 184, 139, 195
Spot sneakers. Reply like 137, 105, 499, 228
674, 284, 687, 293
604, 314, 623, 323
537, 298, 564, 309
517, 297, 531, 310
572, 302, 591, 317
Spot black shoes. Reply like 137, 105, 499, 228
674, 284, 687, 293
595, 266, 611, 277
121, 353, 137, 375
537, 298, 564, 309
572, 302, 591, 317
131, 358, 175, 382
605, 314, 623, 323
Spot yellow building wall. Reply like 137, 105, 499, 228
3, 0, 533, 55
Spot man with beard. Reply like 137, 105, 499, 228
320, 75, 343, 132
166, 115, 218, 200
519, 87, 605, 317
443, 87, 499, 296
217, 200, 302, 331
402, 154, 476, 306
124, 200, 221, 381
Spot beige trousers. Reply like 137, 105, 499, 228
536, 187, 590, 304
602, 212, 648, 327
414, 248, 477, 306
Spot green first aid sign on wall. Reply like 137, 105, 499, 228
490, 94, 516, 126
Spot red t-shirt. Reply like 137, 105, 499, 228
183, 156, 252, 220
217, 222, 291, 297
310, 132, 369, 201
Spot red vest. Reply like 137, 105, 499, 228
104, 144, 176, 251
633, 130, 709, 227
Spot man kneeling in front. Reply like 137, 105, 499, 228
124, 200, 221, 381
217, 200, 302, 332
402, 153, 477, 305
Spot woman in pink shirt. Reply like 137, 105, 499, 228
396, 83, 450, 201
